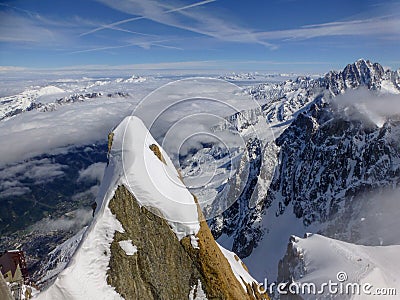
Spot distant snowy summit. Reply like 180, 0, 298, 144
0, 74, 148, 121
36, 85, 65, 96
219, 72, 257, 81
35, 116, 267, 300
0, 90, 129, 120
213, 59, 400, 138
115, 74, 147, 83
323, 58, 399, 95
218, 72, 300, 82
0, 85, 66, 120
247, 59, 399, 102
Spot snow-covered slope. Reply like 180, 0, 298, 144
218, 243, 258, 291
109, 116, 200, 239
34, 227, 87, 288
0, 85, 66, 120
278, 234, 399, 299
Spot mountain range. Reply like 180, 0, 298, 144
204, 59, 400, 291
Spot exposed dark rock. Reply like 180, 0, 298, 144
107, 185, 268, 299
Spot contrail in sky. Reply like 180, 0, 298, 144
80, 0, 216, 37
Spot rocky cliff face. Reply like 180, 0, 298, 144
207, 60, 400, 276
271, 109, 400, 225
207, 138, 265, 258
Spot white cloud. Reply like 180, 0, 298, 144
255, 15, 400, 41
78, 162, 106, 182
81, 0, 216, 35
72, 185, 100, 201
0, 76, 261, 172
26, 162, 66, 183
0, 9, 102, 48
0, 96, 135, 165
0, 186, 31, 198
345, 188, 400, 246
132, 78, 261, 163
0, 66, 27, 72
85, 0, 400, 52
69, 37, 183, 54
333, 88, 400, 126
0, 158, 67, 197
0, 75, 172, 166
0, 158, 66, 182
30, 208, 93, 233
0, 11, 55, 43
1, 0, 399, 56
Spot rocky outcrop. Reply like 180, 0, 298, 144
276, 235, 306, 300
208, 138, 265, 258
277, 236, 306, 285
107, 185, 268, 300
107, 185, 201, 299
149, 144, 166, 164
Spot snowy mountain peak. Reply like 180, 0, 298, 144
124, 75, 146, 83
36, 116, 266, 300
105, 115, 200, 240
341, 59, 385, 88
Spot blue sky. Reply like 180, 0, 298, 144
0, 0, 399, 72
